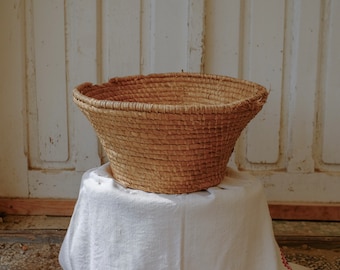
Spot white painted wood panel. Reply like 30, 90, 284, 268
243, 0, 284, 167
187, 0, 205, 72
1, 0, 339, 201
258, 172, 340, 202
320, 0, 340, 166
32, 0, 69, 164
0, 0, 28, 197
204, 0, 241, 77
286, 0, 321, 173
28, 170, 84, 198
142, 0, 204, 73
25, 0, 102, 196
148, 0, 189, 73
102, 0, 141, 79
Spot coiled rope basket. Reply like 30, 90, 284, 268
73, 73, 268, 194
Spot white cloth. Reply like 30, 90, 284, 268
59, 164, 307, 270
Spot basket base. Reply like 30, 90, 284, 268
108, 163, 224, 194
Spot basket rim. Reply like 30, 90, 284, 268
73, 72, 268, 114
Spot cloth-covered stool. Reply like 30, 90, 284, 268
59, 163, 308, 270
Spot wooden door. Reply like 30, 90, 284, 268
1, 0, 339, 208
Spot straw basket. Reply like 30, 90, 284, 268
73, 73, 268, 194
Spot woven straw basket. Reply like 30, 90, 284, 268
73, 73, 268, 194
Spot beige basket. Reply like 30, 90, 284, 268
73, 73, 268, 194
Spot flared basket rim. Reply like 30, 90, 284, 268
73, 72, 268, 114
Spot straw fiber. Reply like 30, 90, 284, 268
73, 73, 268, 194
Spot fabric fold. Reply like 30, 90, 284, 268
59, 164, 307, 270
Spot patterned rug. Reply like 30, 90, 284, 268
281, 245, 340, 270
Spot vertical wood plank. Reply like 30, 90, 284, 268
140, 0, 152, 74
204, 0, 241, 77
148, 0, 189, 73
142, 0, 199, 73
187, 0, 205, 72
0, 0, 29, 197
243, 0, 284, 166
321, 0, 340, 165
28, 170, 83, 198
153, 0, 188, 72
33, 0, 69, 163
286, 0, 321, 173
65, 0, 101, 171
102, 0, 141, 79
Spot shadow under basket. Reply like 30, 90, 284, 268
73, 72, 268, 194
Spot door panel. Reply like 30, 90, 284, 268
25, 0, 101, 197
0, 0, 28, 197
1, 0, 339, 202
319, 0, 340, 168
29, 0, 69, 166
243, 0, 285, 166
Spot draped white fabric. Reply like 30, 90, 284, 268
59, 164, 308, 270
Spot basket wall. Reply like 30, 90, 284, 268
73, 73, 268, 194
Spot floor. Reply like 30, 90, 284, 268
0, 216, 339, 270
273, 220, 340, 269
0, 216, 67, 270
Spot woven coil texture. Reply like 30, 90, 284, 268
73, 73, 268, 194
